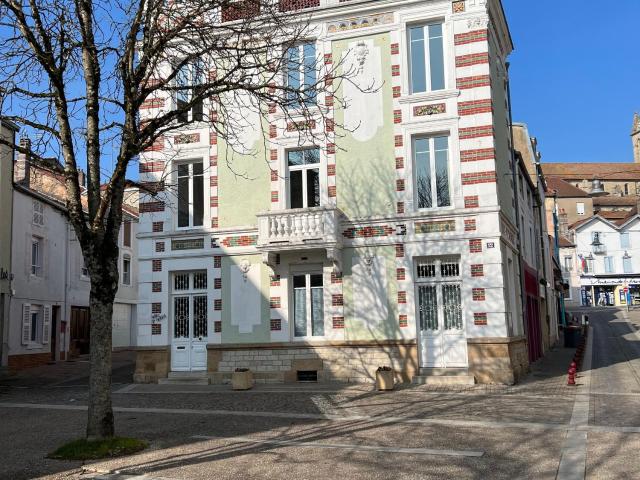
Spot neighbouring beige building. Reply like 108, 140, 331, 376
0, 118, 18, 369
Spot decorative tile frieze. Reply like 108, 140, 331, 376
221, 235, 258, 247
327, 12, 394, 34
415, 220, 456, 234
413, 103, 446, 116
342, 225, 394, 239
174, 133, 200, 145
171, 238, 205, 250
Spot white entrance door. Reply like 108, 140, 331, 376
112, 303, 131, 348
416, 258, 468, 368
171, 272, 208, 371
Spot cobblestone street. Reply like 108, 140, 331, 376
1, 307, 638, 479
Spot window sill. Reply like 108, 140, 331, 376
398, 89, 460, 105
26, 344, 44, 350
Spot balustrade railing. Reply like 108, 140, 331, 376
257, 207, 340, 248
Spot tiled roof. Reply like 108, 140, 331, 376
557, 236, 575, 248
544, 177, 589, 198
593, 195, 638, 206
542, 163, 640, 180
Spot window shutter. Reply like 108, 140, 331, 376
42, 305, 51, 344
21, 304, 31, 345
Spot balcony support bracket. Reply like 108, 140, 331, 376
262, 252, 278, 272
326, 247, 342, 275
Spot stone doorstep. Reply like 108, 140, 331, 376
159, 371, 210, 385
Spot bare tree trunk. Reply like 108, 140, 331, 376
86, 274, 116, 440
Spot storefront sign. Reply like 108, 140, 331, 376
580, 276, 640, 286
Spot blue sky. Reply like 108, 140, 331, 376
503, 0, 640, 164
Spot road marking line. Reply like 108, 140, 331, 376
0, 402, 567, 430
556, 325, 593, 480
191, 435, 484, 457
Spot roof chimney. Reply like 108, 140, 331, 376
14, 136, 31, 186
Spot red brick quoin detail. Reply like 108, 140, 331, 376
152, 303, 162, 314
143, 137, 164, 152
464, 219, 477, 232
328, 186, 337, 198
332, 294, 344, 306
214, 256, 222, 268
464, 196, 480, 208
461, 171, 497, 185
332, 316, 345, 329
270, 297, 281, 309
472, 288, 486, 301
155, 242, 165, 253
460, 148, 495, 162
458, 99, 493, 116
214, 299, 222, 311
471, 264, 484, 277
399, 314, 408, 328
398, 291, 407, 304
395, 244, 405, 258
469, 239, 483, 253
152, 221, 164, 232
152, 282, 162, 292
214, 321, 222, 333
139, 161, 165, 173
397, 268, 406, 281
459, 125, 493, 139
152, 259, 162, 272
474, 313, 488, 326
456, 52, 489, 68
456, 75, 491, 90
454, 29, 488, 46
139, 98, 165, 110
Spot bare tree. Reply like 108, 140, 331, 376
0, 0, 363, 439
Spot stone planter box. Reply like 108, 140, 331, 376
232, 369, 253, 390
376, 369, 394, 391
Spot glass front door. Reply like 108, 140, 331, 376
171, 272, 208, 371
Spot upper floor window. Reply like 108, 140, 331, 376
176, 60, 204, 123
31, 237, 42, 276
621, 232, 630, 249
122, 255, 131, 285
287, 148, 320, 209
33, 200, 44, 226
408, 23, 445, 94
624, 256, 633, 273
177, 161, 204, 228
576, 202, 585, 216
604, 256, 614, 273
414, 135, 451, 209
123, 220, 132, 248
285, 42, 317, 107
563, 256, 573, 272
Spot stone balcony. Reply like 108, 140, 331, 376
256, 206, 343, 271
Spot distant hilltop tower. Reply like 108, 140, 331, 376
633, 113, 640, 163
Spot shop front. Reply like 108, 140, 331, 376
580, 275, 640, 307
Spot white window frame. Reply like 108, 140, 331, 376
412, 134, 452, 211
31, 237, 42, 276
291, 270, 325, 340
284, 41, 317, 108
32, 200, 44, 226
286, 148, 322, 209
563, 256, 573, 272
174, 59, 205, 123
621, 232, 631, 249
407, 21, 446, 94
576, 202, 585, 216
623, 256, 633, 274
176, 160, 205, 229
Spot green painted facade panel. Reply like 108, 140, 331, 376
342, 246, 401, 341
217, 136, 271, 229
333, 33, 396, 220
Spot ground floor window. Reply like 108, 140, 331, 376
293, 273, 324, 338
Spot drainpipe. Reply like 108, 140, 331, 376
506, 62, 528, 340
